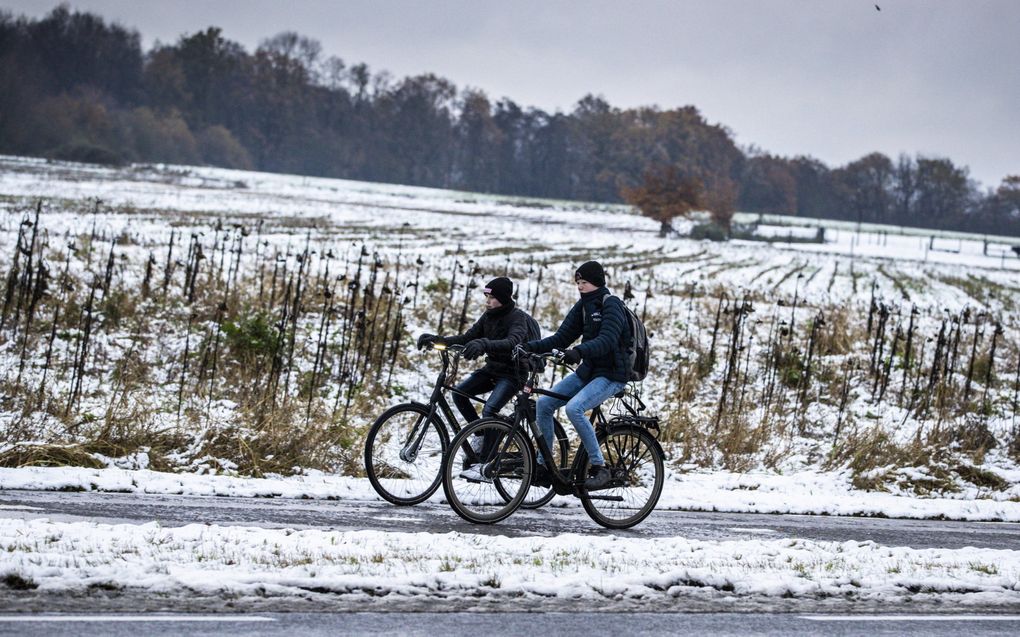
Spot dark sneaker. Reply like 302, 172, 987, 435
584, 465, 611, 490
531, 463, 552, 488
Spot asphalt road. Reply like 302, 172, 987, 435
1, 612, 1020, 637
1, 489, 1019, 550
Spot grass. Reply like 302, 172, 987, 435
954, 463, 1009, 491
0, 443, 105, 469
876, 264, 914, 301
2, 572, 38, 590
968, 562, 998, 575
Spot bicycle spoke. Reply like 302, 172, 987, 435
626, 446, 653, 475
366, 405, 447, 505
443, 419, 532, 524
580, 428, 664, 529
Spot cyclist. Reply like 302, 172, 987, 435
417, 276, 538, 481
522, 261, 627, 490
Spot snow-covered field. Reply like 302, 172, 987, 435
1, 154, 1019, 489
3, 156, 1020, 611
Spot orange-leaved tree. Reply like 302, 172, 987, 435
621, 165, 706, 237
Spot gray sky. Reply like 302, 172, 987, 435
5, 0, 1018, 188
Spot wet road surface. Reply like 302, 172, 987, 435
1, 489, 1018, 550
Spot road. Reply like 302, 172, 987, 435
2, 489, 1019, 626
1, 612, 1019, 637
1, 489, 1018, 550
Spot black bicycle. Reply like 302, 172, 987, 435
441, 348, 665, 529
364, 342, 569, 506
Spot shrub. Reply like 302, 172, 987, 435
222, 313, 281, 366
689, 222, 728, 242
52, 142, 123, 166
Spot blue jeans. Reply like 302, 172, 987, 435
535, 373, 626, 467
452, 370, 518, 423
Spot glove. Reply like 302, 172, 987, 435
462, 339, 488, 360
518, 341, 536, 353
561, 348, 582, 365
417, 333, 437, 350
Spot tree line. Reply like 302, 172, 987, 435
1, 6, 1017, 236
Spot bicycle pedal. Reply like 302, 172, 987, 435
552, 481, 574, 496
585, 481, 621, 492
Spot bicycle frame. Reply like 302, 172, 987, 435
399, 344, 492, 463
493, 351, 658, 498
490, 354, 588, 495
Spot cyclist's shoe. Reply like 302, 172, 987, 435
461, 434, 485, 470
584, 464, 612, 490
531, 463, 552, 488
459, 463, 492, 483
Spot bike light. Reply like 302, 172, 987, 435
433, 343, 447, 351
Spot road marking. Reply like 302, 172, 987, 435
0, 505, 43, 511
0, 615, 276, 622
802, 615, 1020, 622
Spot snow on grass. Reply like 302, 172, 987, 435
3, 466, 1019, 522
1, 517, 1018, 605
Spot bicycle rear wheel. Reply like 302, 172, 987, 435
442, 419, 532, 524
576, 425, 664, 529
364, 403, 448, 505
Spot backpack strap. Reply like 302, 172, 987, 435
596, 293, 629, 339
598, 292, 625, 312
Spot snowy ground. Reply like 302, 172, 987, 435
2, 515, 1018, 610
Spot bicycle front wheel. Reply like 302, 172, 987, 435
442, 418, 533, 524
576, 425, 664, 529
364, 403, 449, 505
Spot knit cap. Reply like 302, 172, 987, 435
574, 261, 606, 287
484, 277, 514, 305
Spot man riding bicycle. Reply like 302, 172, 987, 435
417, 276, 539, 481
522, 261, 628, 491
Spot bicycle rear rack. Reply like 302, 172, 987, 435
606, 414, 660, 432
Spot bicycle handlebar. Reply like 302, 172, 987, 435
511, 345, 563, 364
430, 342, 465, 353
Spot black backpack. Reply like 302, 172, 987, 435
524, 312, 542, 342
599, 294, 650, 382
517, 310, 545, 372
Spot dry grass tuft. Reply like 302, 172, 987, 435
0, 443, 104, 469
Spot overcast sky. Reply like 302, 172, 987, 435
5, 1, 1018, 188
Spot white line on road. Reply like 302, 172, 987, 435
802, 615, 1020, 622
0, 615, 276, 622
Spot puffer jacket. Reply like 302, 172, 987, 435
443, 302, 537, 379
526, 286, 629, 383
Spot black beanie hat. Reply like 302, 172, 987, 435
574, 261, 606, 288
484, 277, 514, 306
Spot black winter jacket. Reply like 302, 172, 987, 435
444, 302, 536, 379
527, 286, 629, 383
